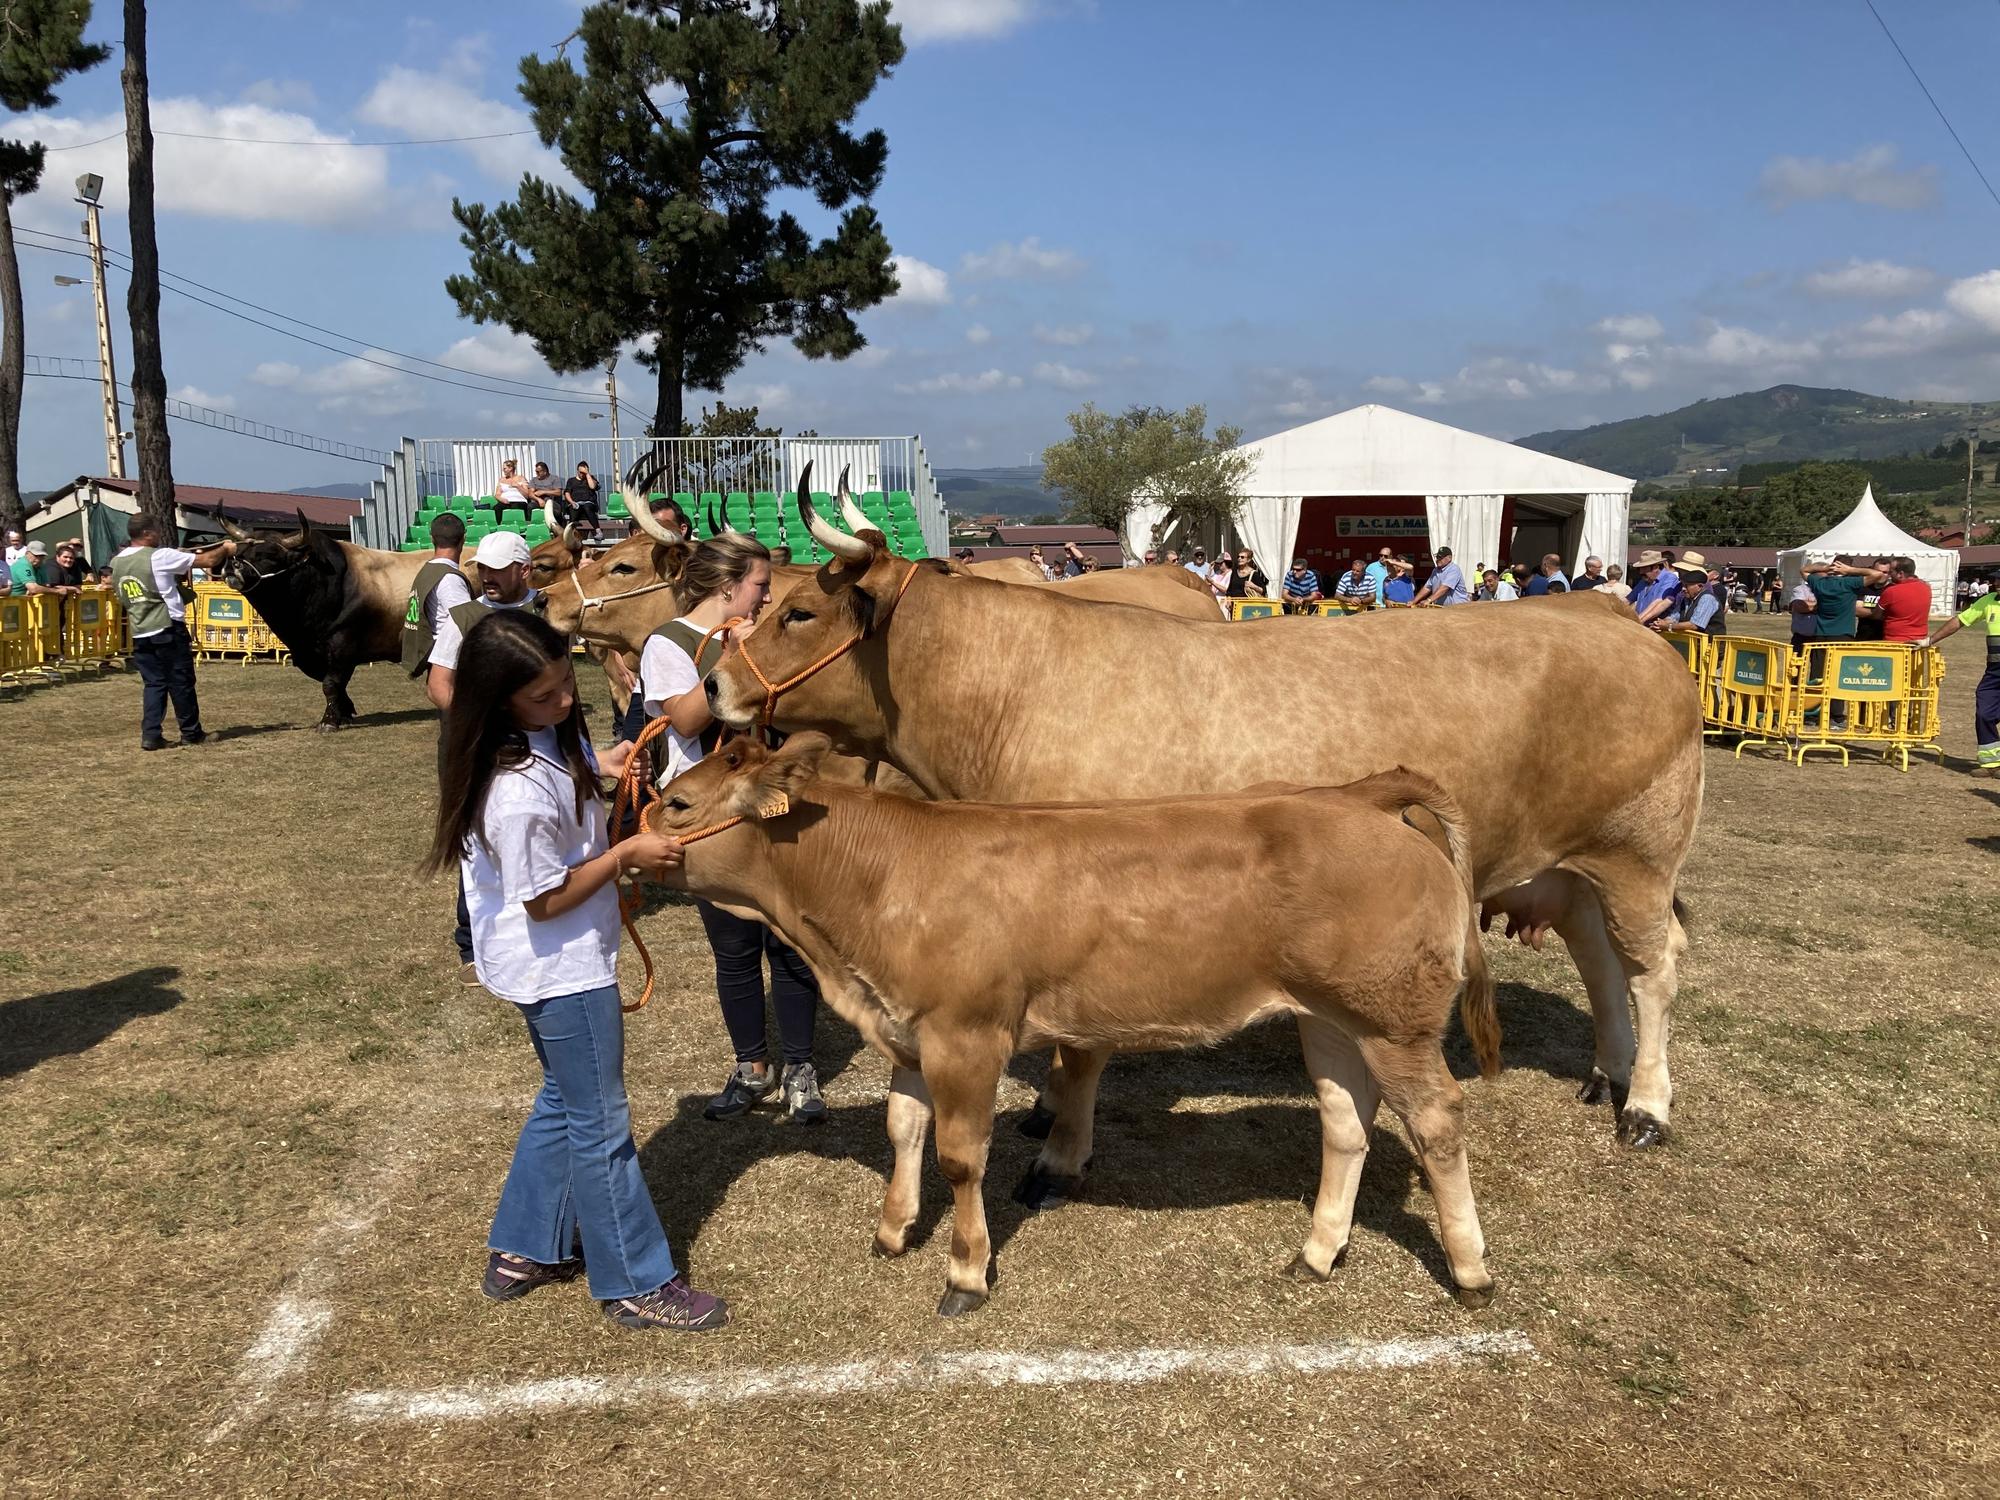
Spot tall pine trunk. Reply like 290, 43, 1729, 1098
122, 0, 173, 538
0, 190, 25, 536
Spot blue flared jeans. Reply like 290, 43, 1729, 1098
488, 983, 678, 1301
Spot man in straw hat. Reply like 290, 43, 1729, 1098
1630, 549, 1680, 626
1665, 554, 1724, 636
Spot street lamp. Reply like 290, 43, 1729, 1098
52, 275, 83, 287
74, 172, 102, 204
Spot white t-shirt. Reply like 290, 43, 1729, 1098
463, 728, 620, 1004
639, 618, 709, 783
425, 567, 473, 642
1603, 580, 1632, 602
4, 543, 21, 565
1494, 578, 1519, 601
427, 588, 537, 671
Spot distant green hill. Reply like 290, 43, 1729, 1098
938, 464, 1051, 518
1516, 384, 2000, 482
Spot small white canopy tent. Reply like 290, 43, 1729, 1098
1776, 484, 1958, 618
1214, 405, 1634, 598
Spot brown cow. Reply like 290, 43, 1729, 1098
651, 732, 1500, 1315
705, 480, 1701, 1174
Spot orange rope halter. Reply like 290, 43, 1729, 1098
734, 562, 921, 728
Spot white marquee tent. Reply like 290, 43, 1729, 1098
1126, 405, 1634, 598
1776, 484, 1958, 619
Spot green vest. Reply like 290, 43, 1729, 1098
401, 557, 466, 676
446, 591, 546, 655
111, 548, 171, 637
649, 620, 729, 754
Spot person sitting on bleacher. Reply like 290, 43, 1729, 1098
493, 459, 538, 525
558, 461, 602, 538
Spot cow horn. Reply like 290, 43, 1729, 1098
623, 449, 681, 544
543, 495, 561, 534
215, 507, 255, 543
798, 465, 870, 563
280, 508, 310, 549
710, 494, 746, 539
837, 467, 874, 537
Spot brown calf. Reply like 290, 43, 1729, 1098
651, 734, 1501, 1316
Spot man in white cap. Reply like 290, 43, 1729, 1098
424, 528, 544, 986
424, 529, 543, 711
8, 539, 77, 599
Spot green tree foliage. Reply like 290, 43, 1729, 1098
1040, 403, 1252, 556
447, 0, 904, 440
0, 0, 109, 531
1660, 461, 1931, 546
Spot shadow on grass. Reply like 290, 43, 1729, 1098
639, 1027, 1471, 1301
209, 722, 298, 743
0, 966, 184, 1080
1969, 835, 2000, 856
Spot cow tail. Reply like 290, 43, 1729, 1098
1346, 767, 1501, 1079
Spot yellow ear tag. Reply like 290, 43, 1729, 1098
756, 791, 791, 821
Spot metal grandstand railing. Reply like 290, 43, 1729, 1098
356, 434, 945, 556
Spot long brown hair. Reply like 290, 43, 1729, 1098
422, 611, 597, 877
672, 533, 770, 614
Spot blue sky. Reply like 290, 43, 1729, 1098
10, 0, 2000, 491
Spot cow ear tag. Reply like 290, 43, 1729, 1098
757, 790, 791, 821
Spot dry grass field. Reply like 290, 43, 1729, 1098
2, 614, 1996, 1498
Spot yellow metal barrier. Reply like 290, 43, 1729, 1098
1788, 641, 1944, 772
1226, 597, 1282, 620
1660, 629, 1723, 735
189, 582, 287, 663
0, 595, 36, 682
64, 586, 129, 661
1710, 638, 1794, 760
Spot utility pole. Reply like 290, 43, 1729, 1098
605, 359, 619, 479
1966, 426, 1977, 547
77, 178, 125, 479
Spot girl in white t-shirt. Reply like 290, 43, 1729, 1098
426, 609, 727, 1333
640, 533, 828, 1126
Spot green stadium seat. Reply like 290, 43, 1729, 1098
607, 492, 631, 519
524, 524, 551, 545
753, 490, 778, 511
450, 495, 477, 514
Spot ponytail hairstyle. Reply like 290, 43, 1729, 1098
672, 532, 771, 614
423, 610, 597, 877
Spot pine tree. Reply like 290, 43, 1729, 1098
0, 1, 109, 535
447, 0, 904, 447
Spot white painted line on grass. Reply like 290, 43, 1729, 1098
337, 1330, 1537, 1424
205, 1095, 445, 1444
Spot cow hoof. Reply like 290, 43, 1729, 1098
313, 721, 340, 734
1451, 1281, 1496, 1311
1577, 1070, 1612, 1105
1617, 1108, 1669, 1148
1017, 1101, 1057, 1140
1283, 1250, 1342, 1283
1012, 1165, 1083, 1212
936, 1287, 988, 1318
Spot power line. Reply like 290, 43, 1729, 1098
41, 127, 536, 152
23, 356, 391, 465
13, 228, 613, 409
1864, 0, 2000, 213
14, 226, 604, 402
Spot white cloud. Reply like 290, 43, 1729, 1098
1032, 361, 1096, 390
265, 356, 420, 416
1368, 360, 1595, 407
438, 328, 544, 379
1680, 323, 1820, 369
964, 323, 992, 345
250, 361, 302, 387
1032, 321, 1093, 346
355, 66, 572, 188
959, 236, 1084, 280
1803, 259, 1935, 298
1759, 144, 1937, 211
239, 78, 318, 111
887, 254, 952, 306
1836, 307, 1955, 358
891, 0, 1037, 43
1943, 269, 2000, 332
18, 99, 392, 228
169, 385, 235, 411
475, 408, 563, 430
1595, 313, 1663, 340
893, 368, 1023, 395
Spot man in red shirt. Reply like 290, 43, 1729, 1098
1871, 556, 1932, 641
